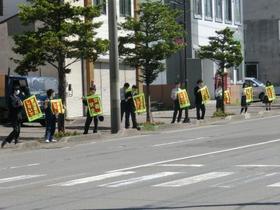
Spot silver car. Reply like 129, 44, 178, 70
244, 77, 266, 101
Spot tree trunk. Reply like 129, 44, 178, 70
57, 60, 66, 133
145, 83, 152, 123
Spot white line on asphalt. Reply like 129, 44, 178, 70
10, 163, 40, 169
236, 165, 280, 168
0, 175, 46, 184
157, 164, 204, 167
49, 171, 135, 187
99, 172, 179, 188
154, 172, 233, 187
108, 138, 280, 173
0, 173, 86, 190
152, 137, 208, 147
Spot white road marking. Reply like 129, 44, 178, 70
49, 171, 135, 187
236, 165, 280, 168
100, 172, 179, 188
10, 163, 40, 169
158, 164, 204, 167
152, 137, 208, 147
0, 175, 46, 184
108, 138, 280, 173
154, 172, 233, 187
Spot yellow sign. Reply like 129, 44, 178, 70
51, 99, 64, 114
265, 85, 276, 101
244, 87, 253, 103
133, 93, 146, 114
23, 95, 43, 122
86, 95, 103, 117
224, 90, 231, 104
200, 86, 210, 104
177, 89, 190, 109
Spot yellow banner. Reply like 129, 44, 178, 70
244, 87, 253, 103
177, 89, 190, 109
133, 93, 146, 114
200, 86, 210, 104
51, 99, 64, 114
265, 85, 276, 101
86, 95, 103, 117
224, 90, 231, 104
23, 95, 43, 122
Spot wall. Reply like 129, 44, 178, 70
0, 0, 27, 22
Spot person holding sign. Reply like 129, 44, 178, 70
263, 81, 274, 111
215, 84, 223, 112
1, 85, 23, 148
125, 85, 139, 130
171, 81, 183, 123
83, 85, 102, 134
240, 83, 248, 114
194, 80, 206, 120
44, 89, 57, 143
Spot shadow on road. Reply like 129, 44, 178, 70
86, 202, 280, 210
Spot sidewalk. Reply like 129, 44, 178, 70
0, 101, 279, 149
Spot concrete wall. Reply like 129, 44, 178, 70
0, 0, 27, 22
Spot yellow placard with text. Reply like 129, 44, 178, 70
51, 99, 64, 114
224, 90, 231, 104
133, 93, 146, 114
265, 85, 276, 101
200, 86, 210, 104
177, 89, 190, 109
244, 87, 253, 103
86, 95, 103, 117
23, 95, 43, 122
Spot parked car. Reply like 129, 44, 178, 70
244, 77, 265, 101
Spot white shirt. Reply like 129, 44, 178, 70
120, 87, 125, 101
171, 88, 180, 101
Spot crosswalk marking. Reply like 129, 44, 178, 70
99, 172, 179, 188
49, 171, 135, 187
154, 172, 234, 187
0, 175, 46, 184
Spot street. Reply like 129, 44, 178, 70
1, 115, 280, 210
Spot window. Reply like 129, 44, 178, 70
205, 0, 213, 20
194, 0, 202, 19
93, 0, 106, 14
225, 0, 232, 23
234, 0, 241, 24
0, 0, 3, 16
215, 0, 223, 22
119, 0, 131, 17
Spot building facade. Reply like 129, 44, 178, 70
243, 0, 280, 85
0, 0, 136, 118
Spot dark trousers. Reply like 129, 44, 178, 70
121, 100, 126, 122
196, 104, 205, 120
45, 116, 56, 141
183, 107, 190, 123
172, 100, 182, 123
5, 120, 21, 144
125, 108, 137, 128
216, 98, 223, 111
84, 112, 98, 134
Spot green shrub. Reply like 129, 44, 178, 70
212, 111, 235, 118
54, 131, 80, 139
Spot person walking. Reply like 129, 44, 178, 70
194, 79, 206, 120
263, 81, 273, 111
83, 85, 101, 134
44, 89, 57, 143
215, 84, 223, 112
171, 81, 182, 123
240, 83, 248, 114
1, 85, 23, 148
120, 83, 129, 122
125, 85, 139, 129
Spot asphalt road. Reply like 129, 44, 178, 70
1, 115, 280, 210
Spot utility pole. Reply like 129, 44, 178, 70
84, 0, 94, 93
108, 0, 121, 133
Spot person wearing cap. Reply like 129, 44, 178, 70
1, 85, 23, 148
171, 81, 183, 123
120, 83, 130, 122
44, 89, 57, 143
125, 85, 138, 129
83, 85, 101, 134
